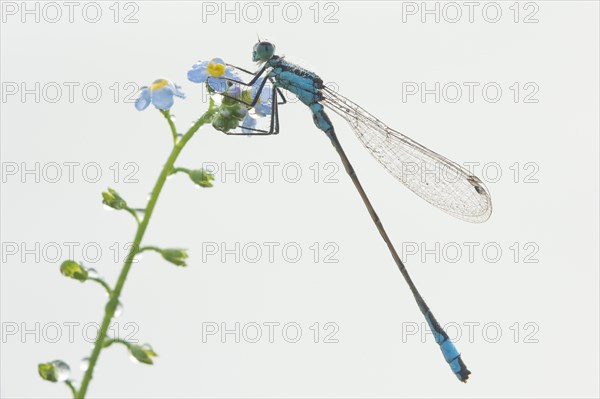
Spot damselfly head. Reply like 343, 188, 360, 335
252, 41, 275, 62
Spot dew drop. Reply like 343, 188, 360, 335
114, 301, 123, 318
86, 268, 98, 279
79, 357, 90, 372
128, 352, 140, 364
102, 204, 115, 212
170, 114, 176, 122
51, 360, 70, 382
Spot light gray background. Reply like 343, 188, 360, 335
1, 1, 599, 398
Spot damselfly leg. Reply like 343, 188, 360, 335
222, 86, 280, 136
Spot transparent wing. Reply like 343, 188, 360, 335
322, 87, 492, 223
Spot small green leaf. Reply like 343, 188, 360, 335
160, 248, 189, 267
129, 344, 158, 365
38, 360, 70, 382
60, 260, 88, 282
102, 188, 127, 210
188, 169, 215, 188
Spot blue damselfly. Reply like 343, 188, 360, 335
214, 41, 493, 382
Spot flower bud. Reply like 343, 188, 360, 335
102, 188, 127, 210
60, 260, 88, 282
129, 344, 158, 365
212, 101, 247, 133
188, 169, 215, 188
38, 360, 70, 382
160, 248, 188, 267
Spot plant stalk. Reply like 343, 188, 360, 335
76, 107, 214, 398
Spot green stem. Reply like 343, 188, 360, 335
161, 109, 178, 144
76, 103, 215, 399
139, 246, 162, 254
88, 277, 112, 295
171, 167, 191, 175
124, 207, 141, 225
65, 380, 77, 398
103, 337, 131, 348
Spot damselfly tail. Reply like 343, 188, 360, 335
326, 129, 471, 382
423, 309, 471, 382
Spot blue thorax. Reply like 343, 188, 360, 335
266, 56, 324, 105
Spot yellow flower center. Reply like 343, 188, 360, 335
150, 79, 169, 91
207, 60, 225, 77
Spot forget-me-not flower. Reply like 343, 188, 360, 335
239, 78, 273, 133
187, 57, 274, 135
250, 77, 272, 117
241, 113, 257, 134
135, 79, 185, 111
187, 58, 240, 93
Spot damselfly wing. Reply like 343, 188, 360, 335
322, 87, 492, 223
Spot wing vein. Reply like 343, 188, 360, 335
321, 87, 492, 223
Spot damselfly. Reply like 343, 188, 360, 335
215, 41, 493, 382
